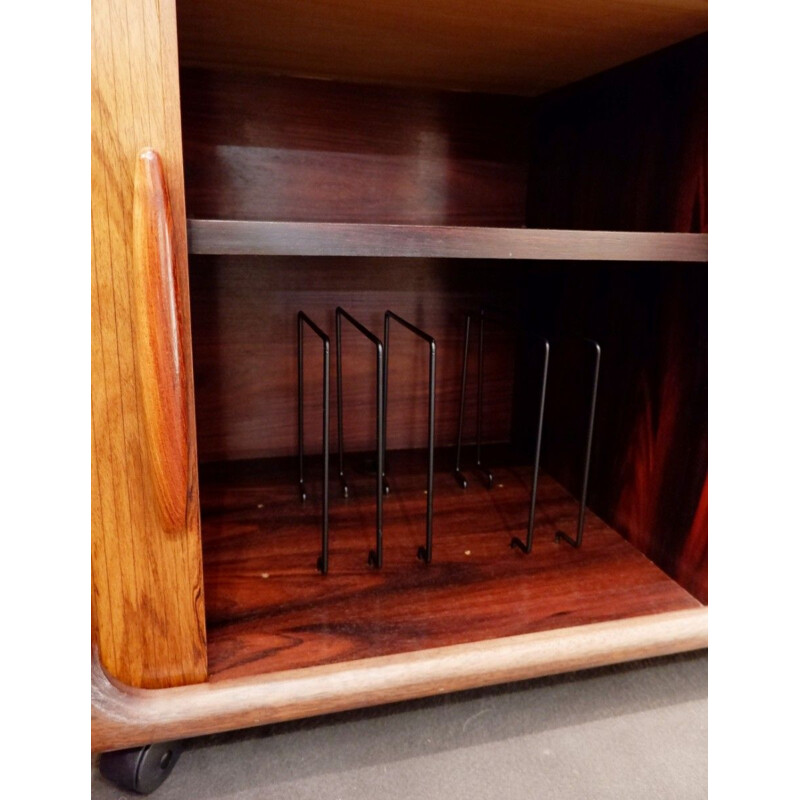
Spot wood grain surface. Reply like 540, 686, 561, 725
91, 0, 207, 688
91, 0, 708, 738
523, 36, 708, 601
176, 0, 707, 96
188, 220, 708, 261
527, 35, 708, 233
189, 257, 519, 462
180, 69, 530, 226
92, 607, 708, 752
132, 151, 190, 532
198, 451, 701, 681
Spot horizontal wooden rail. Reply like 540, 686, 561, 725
92, 607, 707, 752
188, 220, 708, 262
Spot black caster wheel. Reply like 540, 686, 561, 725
99, 740, 183, 795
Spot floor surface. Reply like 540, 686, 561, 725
92, 649, 707, 799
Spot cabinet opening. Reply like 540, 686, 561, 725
176, 27, 707, 683
187, 256, 706, 681
178, 35, 706, 234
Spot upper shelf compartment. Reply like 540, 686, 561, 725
179, 31, 707, 239
187, 220, 708, 262
176, 0, 708, 97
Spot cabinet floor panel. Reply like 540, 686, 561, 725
200, 451, 700, 682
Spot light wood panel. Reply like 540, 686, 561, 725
176, 0, 708, 96
91, 0, 207, 688
188, 221, 709, 261
92, 607, 708, 752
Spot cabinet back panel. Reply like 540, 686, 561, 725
180, 69, 530, 225
189, 257, 520, 462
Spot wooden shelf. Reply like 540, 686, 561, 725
200, 450, 702, 682
188, 220, 708, 262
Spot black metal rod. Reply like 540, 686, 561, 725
454, 307, 501, 489
425, 342, 436, 562
335, 309, 348, 499
511, 335, 550, 555
373, 343, 385, 569
378, 314, 392, 497
297, 312, 331, 574
556, 339, 601, 549
383, 311, 437, 563
476, 311, 484, 466
474, 310, 495, 487
453, 314, 470, 489
335, 307, 385, 568
298, 313, 305, 501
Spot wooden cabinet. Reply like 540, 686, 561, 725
92, 0, 708, 752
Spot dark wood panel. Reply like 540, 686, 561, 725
176, 0, 707, 97
511, 263, 707, 604
189, 257, 520, 462
189, 256, 708, 606
519, 36, 708, 603
526, 35, 707, 233
180, 69, 530, 225
199, 450, 701, 681
189, 220, 708, 262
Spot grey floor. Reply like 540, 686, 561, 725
92, 650, 707, 800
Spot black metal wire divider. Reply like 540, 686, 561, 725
555, 338, 601, 549
296, 307, 600, 573
296, 311, 331, 573
383, 310, 437, 564
335, 307, 386, 568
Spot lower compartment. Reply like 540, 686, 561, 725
200, 447, 701, 682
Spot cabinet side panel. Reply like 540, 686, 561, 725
526, 35, 707, 233
524, 36, 708, 602
91, 0, 207, 687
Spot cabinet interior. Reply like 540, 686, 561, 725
176, 21, 707, 681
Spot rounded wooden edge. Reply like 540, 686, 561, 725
93, 608, 707, 752
132, 148, 191, 535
